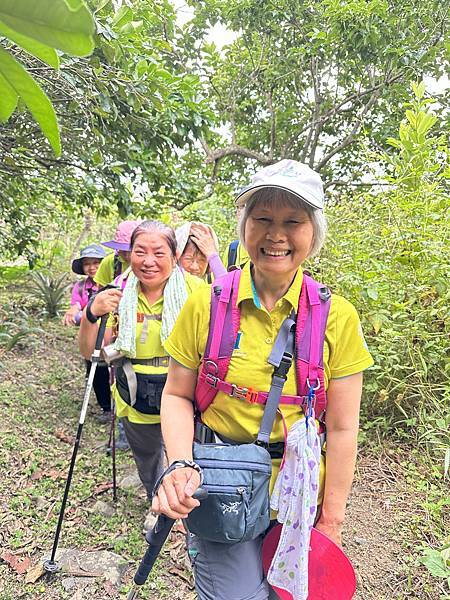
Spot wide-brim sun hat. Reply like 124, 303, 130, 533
262, 524, 357, 599
235, 159, 325, 210
102, 219, 141, 251
71, 244, 107, 275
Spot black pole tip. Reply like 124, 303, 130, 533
43, 559, 59, 574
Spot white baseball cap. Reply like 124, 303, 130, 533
235, 159, 325, 210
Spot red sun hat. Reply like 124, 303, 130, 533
262, 525, 357, 600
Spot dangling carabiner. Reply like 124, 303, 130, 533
305, 385, 315, 429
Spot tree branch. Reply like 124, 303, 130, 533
324, 180, 394, 190
202, 143, 273, 165
266, 88, 276, 159
306, 57, 322, 167
316, 88, 382, 170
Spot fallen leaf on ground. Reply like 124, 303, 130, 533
93, 482, 113, 495
55, 429, 75, 444
173, 520, 187, 534
31, 469, 66, 481
168, 565, 193, 586
1, 551, 31, 574
25, 562, 46, 583
169, 537, 185, 562
103, 580, 117, 597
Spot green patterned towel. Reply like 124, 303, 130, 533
114, 266, 187, 357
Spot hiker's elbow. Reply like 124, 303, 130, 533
325, 373, 363, 433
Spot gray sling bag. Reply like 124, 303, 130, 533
186, 313, 296, 544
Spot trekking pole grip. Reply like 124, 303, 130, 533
127, 487, 208, 598
95, 314, 108, 351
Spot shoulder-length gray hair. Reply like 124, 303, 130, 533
238, 188, 327, 258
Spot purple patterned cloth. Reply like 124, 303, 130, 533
268, 418, 321, 599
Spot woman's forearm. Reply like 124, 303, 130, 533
320, 428, 358, 524
208, 253, 227, 278
78, 312, 99, 359
78, 289, 121, 358
160, 394, 195, 463
317, 373, 362, 536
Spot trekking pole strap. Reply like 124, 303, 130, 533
257, 313, 296, 446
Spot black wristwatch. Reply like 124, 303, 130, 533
86, 296, 99, 324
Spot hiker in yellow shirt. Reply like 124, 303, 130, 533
221, 204, 250, 270
79, 220, 203, 531
153, 160, 373, 600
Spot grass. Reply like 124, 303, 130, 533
0, 321, 193, 600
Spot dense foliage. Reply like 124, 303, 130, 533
1, 0, 448, 263
0, 0, 95, 155
182, 0, 449, 186
0, 0, 212, 262
317, 84, 449, 455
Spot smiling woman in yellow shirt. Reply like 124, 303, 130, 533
79, 220, 202, 528
153, 160, 373, 600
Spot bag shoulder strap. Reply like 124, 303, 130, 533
113, 253, 122, 279
113, 266, 131, 290
194, 270, 241, 413
257, 313, 296, 445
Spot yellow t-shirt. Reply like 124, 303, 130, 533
164, 262, 374, 492
220, 241, 250, 270
108, 272, 204, 424
94, 253, 128, 287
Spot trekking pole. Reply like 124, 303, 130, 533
44, 314, 109, 574
110, 401, 117, 502
127, 487, 208, 600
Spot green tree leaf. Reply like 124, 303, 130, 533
0, 0, 95, 56
367, 286, 379, 301
112, 5, 133, 28
94, 0, 111, 13
0, 21, 59, 67
0, 47, 61, 155
0, 70, 18, 120
420, 548, 449, 579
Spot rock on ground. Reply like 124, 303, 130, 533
43, 547, 128, 587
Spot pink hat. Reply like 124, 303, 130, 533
102, 220, 141, 251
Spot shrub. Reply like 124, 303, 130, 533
0, 306, 44, 354
28, 272, 70, 318
317, 83, 449, 457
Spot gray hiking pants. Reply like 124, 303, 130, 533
187, 531, 278, 600
121, 418, 164, 500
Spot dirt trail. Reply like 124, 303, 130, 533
0, 322, 444, 599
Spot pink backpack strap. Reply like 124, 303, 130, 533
208, 270, 235, 358
296, 274, 331, 420
113, 268, 130, 290
195, 270, 241, 412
